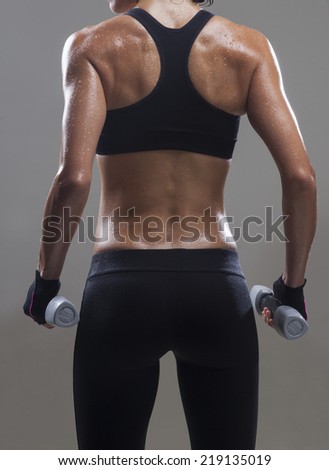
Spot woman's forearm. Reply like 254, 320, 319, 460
37, 174, 91, 280
281, 174, 317, 287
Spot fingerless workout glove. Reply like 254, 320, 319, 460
273, 275, 308, 320
23, 270, 61, 325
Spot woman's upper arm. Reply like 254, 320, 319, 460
59, 30, 107, 184
246, 33, 313, 181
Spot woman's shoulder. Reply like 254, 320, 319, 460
209, 13, 271, 57
67, 15, 143, 43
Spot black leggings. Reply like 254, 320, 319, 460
73, 248, 259, 450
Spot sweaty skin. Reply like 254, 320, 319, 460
37, 0, 316, 331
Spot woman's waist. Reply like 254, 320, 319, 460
87, 246, 244, 280
94, 205, 235, 247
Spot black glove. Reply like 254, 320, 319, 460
23, 270, 61, 325
273, 275, 308, 320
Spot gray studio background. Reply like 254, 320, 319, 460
1, 0, 328, 450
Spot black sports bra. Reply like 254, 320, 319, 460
96, 8, 241, 159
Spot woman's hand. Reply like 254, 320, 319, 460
23, 271, 60, 328
262, 307, 274, 328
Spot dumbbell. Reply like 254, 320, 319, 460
250, 285, 308, 340
45, 296, 79, 327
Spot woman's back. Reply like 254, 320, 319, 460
68, 3, 262, 252
92, 9, 254, 116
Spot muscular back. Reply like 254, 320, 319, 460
59, 7, 297, 253
86, 12, 258, 115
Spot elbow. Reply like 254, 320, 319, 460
51, 170, 92, 209
282, 167, 316, 195
54, 170, 92, 193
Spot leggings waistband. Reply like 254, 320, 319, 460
87, 248, 245, 279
